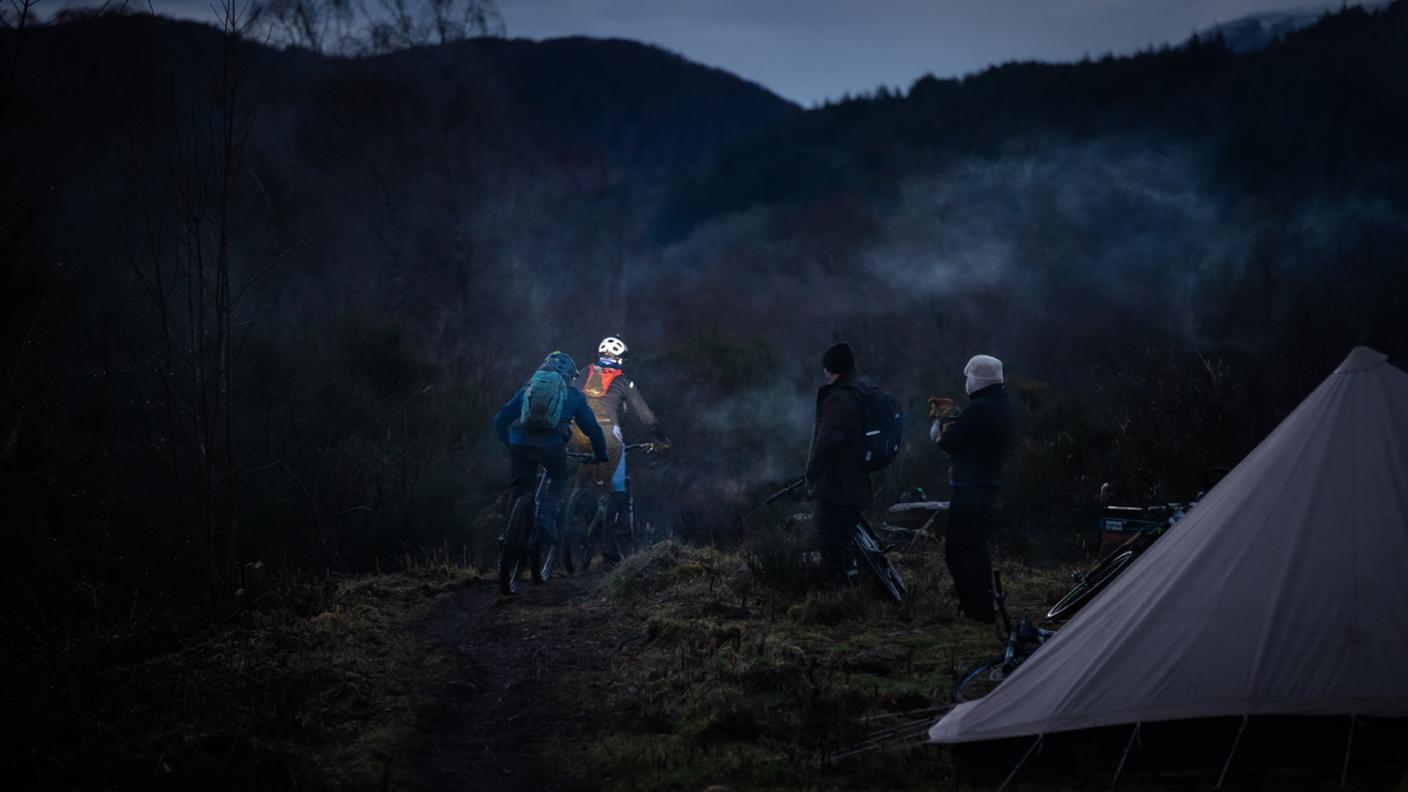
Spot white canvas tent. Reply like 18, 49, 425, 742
931, 346, 1408, 747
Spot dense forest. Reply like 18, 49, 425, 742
2, 2, 1407, 784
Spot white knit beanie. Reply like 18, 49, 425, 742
964, 354, 1004, 396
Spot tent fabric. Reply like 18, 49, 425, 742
931, 346, 1408, 744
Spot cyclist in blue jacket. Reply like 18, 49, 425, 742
494, 351, 608, 555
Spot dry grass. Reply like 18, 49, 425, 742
558, 539, 1074, 791
0, 537, 1092, 790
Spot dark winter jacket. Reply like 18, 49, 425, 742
805, 372, 874, 510
937, 383, 1018, 488
579, 360, 667, 439
494, 385, 607, 458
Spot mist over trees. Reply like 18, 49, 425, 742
2, 0, 1407, 656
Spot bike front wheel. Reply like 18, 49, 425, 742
853, 532, 906, 603
498, 496, 534, 595
572, 496, 601, 574
1046, 549, 1136, 621
952, 656, 1008, 703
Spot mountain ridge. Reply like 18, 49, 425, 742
652, 0, 1408, 241
10, 11, 801, 180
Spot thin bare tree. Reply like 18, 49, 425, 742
110, 0, 274, 607
258, 0, 502, 54
260, 0, 353, 54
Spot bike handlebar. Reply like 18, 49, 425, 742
565, 442, 657, 463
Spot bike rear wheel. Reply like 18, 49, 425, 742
499, 495, 534, 595
1046, 549, 1136, 621
560, 489, 595, 574
952, 656, 1008, 703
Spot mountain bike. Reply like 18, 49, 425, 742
952, 571, 1054, 702
499, 445, 624, 594
498, 463, 561, 596
766, 478, 908, 603
560, 442, 655, 573
1045, 499, 1195, 621
1045, 468, 1226, 621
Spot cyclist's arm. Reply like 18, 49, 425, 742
572, 394, 609, 459
623, 380, 668, 441
805, 389, 858, 485
493, 388, 525, 445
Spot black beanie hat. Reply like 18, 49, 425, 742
822, 342, 856, 374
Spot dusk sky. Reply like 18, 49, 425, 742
86, 0, 1349, 105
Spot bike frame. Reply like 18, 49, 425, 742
557, 443, 655, 571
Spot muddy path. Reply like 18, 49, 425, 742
399, 570, 629, 792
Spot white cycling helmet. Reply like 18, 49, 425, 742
598, 336, 628, 360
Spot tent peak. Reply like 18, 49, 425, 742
1334, 346, 1388, 374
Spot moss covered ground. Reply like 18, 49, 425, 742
14, 538, 1398, 790
3, 567, 481, 789
561, 539, 1072, 791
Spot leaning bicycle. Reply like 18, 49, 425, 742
952, 571, 1054, 702
766, 478, 908, 603
1045, 500, 1193, 621
1045, 469, 1227, 620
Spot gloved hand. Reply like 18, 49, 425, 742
593, 452, 610, 465
650, 438, 672, 454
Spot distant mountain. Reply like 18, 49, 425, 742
1200, 1, 1389, 52
451, 36, 802, 176
655, 0, 1408, 241
8, 14, 800, 181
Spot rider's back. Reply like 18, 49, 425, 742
579, 360, 660, 432
494, 368, 604, 451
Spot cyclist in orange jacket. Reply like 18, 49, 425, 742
572, 336, 671, 561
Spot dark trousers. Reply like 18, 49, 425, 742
945, 486, 999, 621
509, 444, 568, 545
815, 503, 861, 587
574, 429, 633, 559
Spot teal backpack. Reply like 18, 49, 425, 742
519, 368, 569, 434
518, 352, 571, 434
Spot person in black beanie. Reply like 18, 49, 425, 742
805, 342, 873, 588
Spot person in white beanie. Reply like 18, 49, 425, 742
932, 354, 1018, 623
963, 354, 1004, 396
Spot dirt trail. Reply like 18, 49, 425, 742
399, 570, 626, 792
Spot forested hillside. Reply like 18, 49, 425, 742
3, 0, 1407, 714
